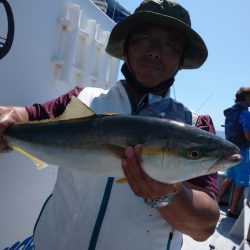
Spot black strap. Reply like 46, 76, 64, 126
121, 63, 175, 95
166, 231, 174, 250
88, 177, 114, 250
33, 194, 53, 236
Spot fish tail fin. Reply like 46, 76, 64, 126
8, 143, 48, 169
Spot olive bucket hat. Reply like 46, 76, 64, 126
105, 0, 208, 69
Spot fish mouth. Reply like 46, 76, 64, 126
209, 153, 242, 173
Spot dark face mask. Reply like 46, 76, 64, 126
121, 63, 176, 95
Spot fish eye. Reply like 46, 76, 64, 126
186, 149, 201, 160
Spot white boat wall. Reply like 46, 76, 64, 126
0, 0, 120, 248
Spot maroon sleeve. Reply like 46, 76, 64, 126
25, 87, 83, 121
187, 115, 219, 197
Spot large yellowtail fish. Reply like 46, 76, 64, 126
3, 97, 241, 183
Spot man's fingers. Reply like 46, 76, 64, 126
123, 146, 145, 182
0, 137, 12, 152
122, 146, 153, 197
122, 145, 183, 199
134, 144, 142, 155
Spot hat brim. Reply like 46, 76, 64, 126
106, 11, 208, 69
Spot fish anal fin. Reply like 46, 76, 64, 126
115, 177, 127, 184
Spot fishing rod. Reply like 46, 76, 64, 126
196, 92, 214, 113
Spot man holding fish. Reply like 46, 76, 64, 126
0, 0, 241, 249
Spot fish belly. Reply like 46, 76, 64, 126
8, 139, 124, 177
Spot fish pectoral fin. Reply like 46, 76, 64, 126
8, 143, 48, 169
115, 177, 127, 184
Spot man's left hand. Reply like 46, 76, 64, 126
121, 144, 181, 199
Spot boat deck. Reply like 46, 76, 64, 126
182, 201, 250, 250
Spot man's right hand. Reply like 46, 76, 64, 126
0, 106, 29, 151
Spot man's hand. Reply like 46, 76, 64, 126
0, 106, 29, 151
121, 144, 181, 199
121, 144, 220, 241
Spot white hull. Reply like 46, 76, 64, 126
0, 0, 118, 248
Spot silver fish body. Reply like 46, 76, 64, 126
4, 111, 241, 183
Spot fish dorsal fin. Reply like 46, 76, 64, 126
58, 96, 95, 121
20, 97, 96, 125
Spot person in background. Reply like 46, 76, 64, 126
219, 87, 250, 218
0, 1, 220, 249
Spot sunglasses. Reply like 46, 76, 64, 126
130, 34, 183, 55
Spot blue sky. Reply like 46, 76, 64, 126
117, 0, 250, 132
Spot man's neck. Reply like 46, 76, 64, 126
124, 80, 166, 105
